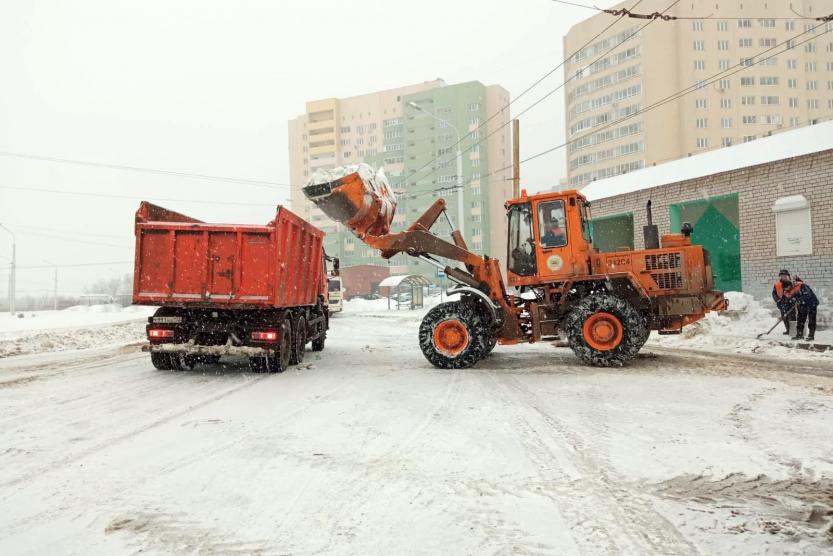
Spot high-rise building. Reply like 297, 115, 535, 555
563, 0, 833, 188
288, 79, 512, 281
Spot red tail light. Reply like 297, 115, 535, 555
149, 329, 175, 338
251, 331, 278, 341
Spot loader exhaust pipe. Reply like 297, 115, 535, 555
643, 200, 660, 250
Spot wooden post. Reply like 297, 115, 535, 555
512, 118, 520, 198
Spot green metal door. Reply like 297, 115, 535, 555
589, 213, 634, 253
670, 193, 741, 292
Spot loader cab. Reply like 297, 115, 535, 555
506, 190, 594, 287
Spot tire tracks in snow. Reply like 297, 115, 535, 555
489, 371, 699, 555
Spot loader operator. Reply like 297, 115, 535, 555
541, 216, 567, 248
772, 269, 800, 335
791, 274, 818, 342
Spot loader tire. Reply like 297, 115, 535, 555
419, 302, 490, 369
290, 315, 307, 365
483, 335, 498, 356
248, 320, 291, 373
150, 352, 174, 370
565, 294, 645, 368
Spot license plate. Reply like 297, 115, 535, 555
153, 316, 183, 324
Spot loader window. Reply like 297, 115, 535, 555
538, 201, 568, 249
507, 203, 537, 276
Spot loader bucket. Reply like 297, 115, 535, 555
303, 165, 397, 239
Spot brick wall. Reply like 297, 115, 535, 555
588, 149, 833, 325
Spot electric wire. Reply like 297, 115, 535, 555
405, 0, 677, 189
399, 0, 646, 188
0, 151, 293, 189
0, 185, 281, 207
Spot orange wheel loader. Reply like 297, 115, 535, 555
303, 166, 726, 368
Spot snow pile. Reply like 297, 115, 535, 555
0, 304, 155, 358
341, 293, 458, 314
649, 292, 832, 360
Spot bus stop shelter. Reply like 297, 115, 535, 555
379, 274, 431, 310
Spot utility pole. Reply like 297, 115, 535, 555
512, 119, 520, 198
0, 223, 15, 315
43, 259, 58, 311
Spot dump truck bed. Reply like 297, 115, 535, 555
133, 202, 326, 308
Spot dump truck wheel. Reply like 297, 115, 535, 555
248, 321, 291, 373
419, 302, 489, 369
150, 352, 174, 370
565, 294, 645, 367
291, 315, 307, 365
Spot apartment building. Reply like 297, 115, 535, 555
563, 0, 833, 188
288, 79, 512, 281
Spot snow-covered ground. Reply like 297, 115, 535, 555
1, 298, 832, 555
0, 304, 154, 358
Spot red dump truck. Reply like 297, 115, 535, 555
133, 202, 333, 372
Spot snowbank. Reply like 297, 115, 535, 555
0, 304, 155, 358
649, 292, 832, 361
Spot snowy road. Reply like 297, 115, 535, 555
2, 309, 833, 555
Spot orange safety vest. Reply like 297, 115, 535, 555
774, 281, 801, 300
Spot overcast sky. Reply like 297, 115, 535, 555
0, 0, 619, 295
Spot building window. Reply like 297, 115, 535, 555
805, 42, 817, 53
741, 77, 755, 87
343, 151, 351, 158
806, 62, 817, 72
787, 59, 797, 69
720, 98, 732, 109
719, 78, 731, 89
788, 78, 798, 89
742, 115, 757, 124
761, 96, 780, 105
807, 99, 820, 109
694, 60, 705, 70
721, 137, 733, 147
737, 19, 752, 28
696, 138, 708, 148
759, 19, 775, 28
695, 98, 707, 109
717, 21, 728, 32
789, 97, 799, 108
693, 40, 705, 51
786, 21, 795, 31
718, 40, 729, 51
759, 38, 777, 47
719, 59, 730, 70
743, 135, 757, 142
467, 102, 481, 111
721, 117, 732, 128
807, 81, 818, 91
692, 20, 703, 31
739, 38, 753, 48
696, 118, 708, 129
773, 195, 812, 256
789, 117, 800, 127
760, 77, 779, 86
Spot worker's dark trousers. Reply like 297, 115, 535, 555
797, 306, 817, 337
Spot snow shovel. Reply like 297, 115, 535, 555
757, 304, 797, 339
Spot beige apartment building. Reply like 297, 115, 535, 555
563, 0, 833, 188
288, 79, 512, 280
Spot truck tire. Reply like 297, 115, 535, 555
565, 294, 646, 367
418, 302, 489, 369
248, 320, 291, 373
150, 352, 174, 370
290, 315, 307, 365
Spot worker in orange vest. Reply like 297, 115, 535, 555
771, 269, 800, 335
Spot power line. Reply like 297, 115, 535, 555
551, 0, 833, 20
407, 0, 676, 189
467, 21, 832, 186
0, 151, 294, 189
0, 185, 280, 207
0, 260, 133, 271
406, 19, 831, 197
400, 0, 646, 189
517, 24, 833, 169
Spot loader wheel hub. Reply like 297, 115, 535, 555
583, 312, 623, 351
433, 319, 470, 357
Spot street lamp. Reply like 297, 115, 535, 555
42, 258, 58, 311
407, 101, 465, 240
0, 223, 15, 315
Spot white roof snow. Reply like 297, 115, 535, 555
580, 120, 833, 201
379, 275, 432, 288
